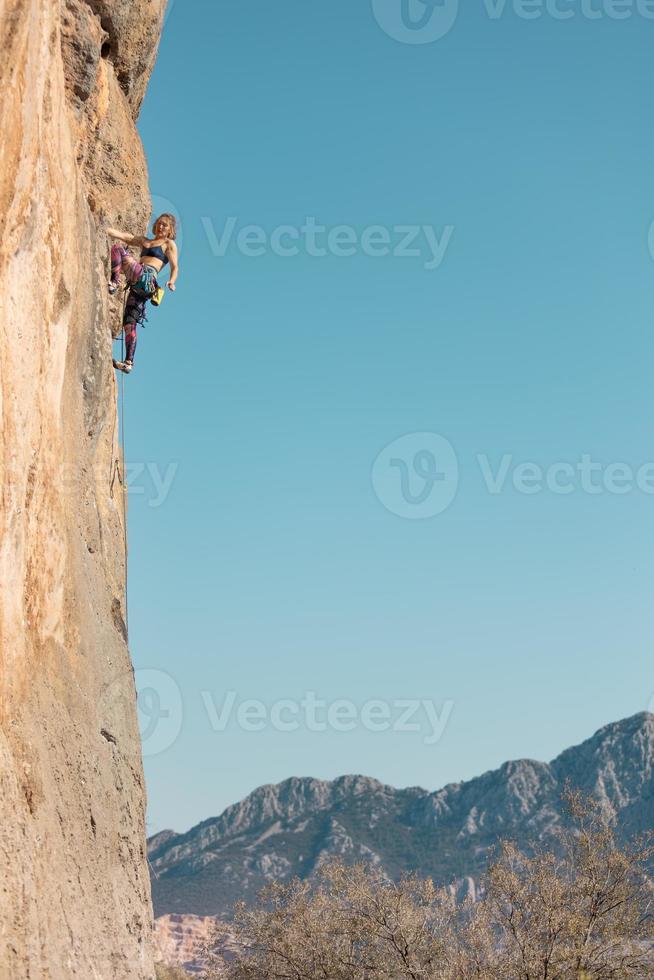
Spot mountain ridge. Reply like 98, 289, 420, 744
149, 712, 654, 918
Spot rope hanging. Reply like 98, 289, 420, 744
119, 287, 129, 640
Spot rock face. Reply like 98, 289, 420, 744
0, 2, 165, 977
154, 914, 229, 977
149, 713, 654, 919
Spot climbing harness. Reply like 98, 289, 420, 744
130, 264, 159, 301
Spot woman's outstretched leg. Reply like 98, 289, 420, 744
124, 322, 137, 363
110, 244, 143, 288
113, 291, 146, 374
113, 323, 137, 374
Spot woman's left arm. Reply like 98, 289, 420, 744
167, 241, 179, 291
107, 227, 145, 246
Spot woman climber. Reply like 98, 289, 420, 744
107, 213, 179, 374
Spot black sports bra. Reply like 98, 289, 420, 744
141, 243, 169, 267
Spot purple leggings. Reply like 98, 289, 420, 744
111, 244, 149, 363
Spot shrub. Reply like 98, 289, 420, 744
204, 791, 654, 980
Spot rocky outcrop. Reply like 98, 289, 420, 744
154, 914, 230, 977
0, 2, 165, 977
149, 713, 654, 919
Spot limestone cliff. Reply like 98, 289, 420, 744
0, 1, 166, 977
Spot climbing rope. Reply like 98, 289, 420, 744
119, 287, 129, 640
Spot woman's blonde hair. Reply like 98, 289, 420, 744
153, 212, 177, 240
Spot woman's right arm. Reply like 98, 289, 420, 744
107, 227, 144, 246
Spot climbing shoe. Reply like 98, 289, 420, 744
112, 359, 133, 374
108, 281, 118, 295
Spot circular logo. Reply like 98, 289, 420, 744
647, 219, 654, 264
372, 432, 459, 519
371, 0, 460, 45
136, 668, 183, 757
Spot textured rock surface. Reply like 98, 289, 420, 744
0, 1, 165, 977
154, 914, 230, 977
149, 713, 654, 919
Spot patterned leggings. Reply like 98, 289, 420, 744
111, 244, 151, 363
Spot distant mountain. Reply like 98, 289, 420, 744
148, 712, 654, 919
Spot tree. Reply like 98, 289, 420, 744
203, 792, 654, 980
481, 790, 654, 980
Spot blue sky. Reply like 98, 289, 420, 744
126, 0, 654, 835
